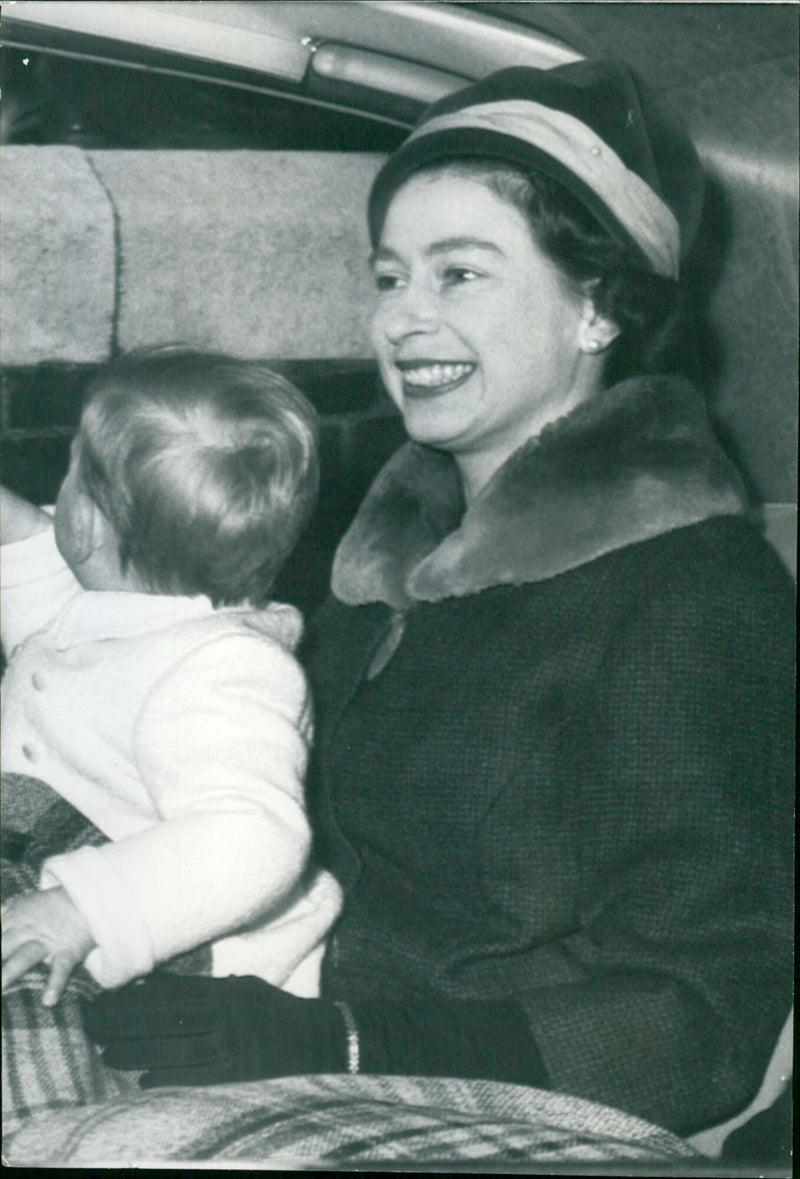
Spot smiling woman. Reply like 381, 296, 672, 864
79, 59, 793, 1158
370, 169, 615, 500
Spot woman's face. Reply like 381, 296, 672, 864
370, 170, 598, 483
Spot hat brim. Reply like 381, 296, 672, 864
368, 125, 654, 271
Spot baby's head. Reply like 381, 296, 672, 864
56, 348, 319, 605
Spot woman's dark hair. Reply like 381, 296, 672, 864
416, 160, 690, 383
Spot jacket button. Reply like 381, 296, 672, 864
31, 672, 46, 691
22, 743, 38, 763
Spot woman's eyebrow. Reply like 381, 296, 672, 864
370, 237, 504, 267
369, 246, 401, 268
427, 237, 505, 258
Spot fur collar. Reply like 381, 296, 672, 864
332, 377, 748, 609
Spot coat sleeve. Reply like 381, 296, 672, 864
42, 632, 315, 988
509, 553, 794, 1135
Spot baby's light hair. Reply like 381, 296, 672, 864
76, 348, 319, 605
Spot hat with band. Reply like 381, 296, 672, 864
368, 61, 704, 280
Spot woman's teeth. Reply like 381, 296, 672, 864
402, 363, 473, 388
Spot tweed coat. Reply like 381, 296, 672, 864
303, 376, 794, 1136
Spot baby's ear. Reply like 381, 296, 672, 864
73, 494, 111, 562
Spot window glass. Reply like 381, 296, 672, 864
0, 47, 409, 151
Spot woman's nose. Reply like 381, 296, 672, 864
377, 281, 439, 343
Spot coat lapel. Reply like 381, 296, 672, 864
332, 377, 748, 607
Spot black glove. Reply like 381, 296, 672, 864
82, 970, 346, 1088
84, 970, 550, 1092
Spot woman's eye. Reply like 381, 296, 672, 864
442, 266, 480, 286
373, 272, 405, 292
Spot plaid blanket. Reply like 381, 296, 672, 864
1, 774, 213, 1138
1, 775, 142, 1136
3, 1073, 701, 1168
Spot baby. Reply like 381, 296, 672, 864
1, 348, 341, 1005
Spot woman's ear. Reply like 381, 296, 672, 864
577, 291, 621, 355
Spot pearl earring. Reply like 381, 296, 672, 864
586, 339, 602, 353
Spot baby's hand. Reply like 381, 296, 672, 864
1, 887, 95, 1006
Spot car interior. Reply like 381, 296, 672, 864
0, 1, 795, 1169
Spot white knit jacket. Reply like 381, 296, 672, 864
1, 525, 341, 994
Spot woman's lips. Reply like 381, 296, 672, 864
399, 362, 475, 400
